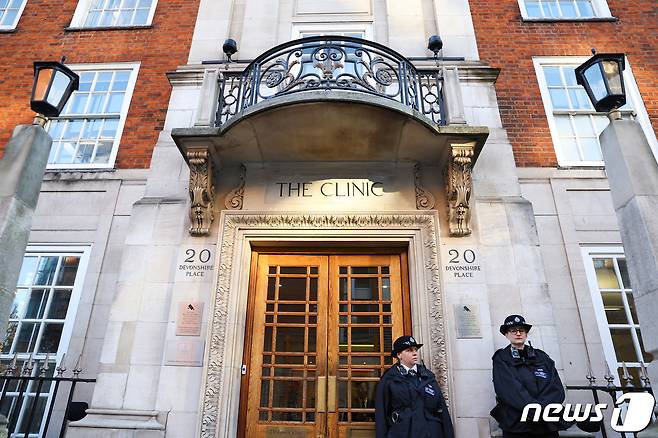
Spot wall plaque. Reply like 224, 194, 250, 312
176, 302, 204, 336
454, 304, 482, 338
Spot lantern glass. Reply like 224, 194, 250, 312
602, 60, 622, 94
583, 64, 607, 102
47, 70, 71, 107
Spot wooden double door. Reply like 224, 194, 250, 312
240, 253, 410, 438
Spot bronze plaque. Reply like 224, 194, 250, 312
264, 426, 309, 438
348, 428, 375, 438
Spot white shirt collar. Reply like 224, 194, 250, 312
401, 363, 418, 373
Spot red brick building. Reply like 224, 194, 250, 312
0, 0, 200, 168
469, 0, 658, 166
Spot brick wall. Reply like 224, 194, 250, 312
0, 0, 200, 168
469, 0, 658, 167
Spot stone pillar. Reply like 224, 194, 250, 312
0, 125, 52, 331
598, 117, 658, 389
0, 124, 52, 438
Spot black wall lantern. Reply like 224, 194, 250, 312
30, 61, 79, 118
223, 39, 238, 62
575, 53, 626, 113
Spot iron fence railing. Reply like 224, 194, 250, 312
0, 354, 94, 438
566, 363, 654, 438
215, 36, 445, 127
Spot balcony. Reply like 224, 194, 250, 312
171, 36, 490, 236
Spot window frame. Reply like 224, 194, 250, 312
0, 0, 28, 30
533, 56, 658, 167
1, 245, 91, 436
292, 22, 373, 40
518, 0, 612, 20
69, 0, 158, 29
581, 246, 651, 386
45, 62, 140, 170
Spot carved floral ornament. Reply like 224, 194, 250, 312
199, 213, 448, 438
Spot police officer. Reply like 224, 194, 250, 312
375, 335, 454, 438
490, 315, 570, 438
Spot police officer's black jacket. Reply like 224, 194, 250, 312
375, 363, 455, 438
490, 344, 570, 434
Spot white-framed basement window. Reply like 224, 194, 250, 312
582, 247, 654, 386
534, 56, 658, 167
518, 0, 612, 19
70, 0, 158, 28
0, 0, 27, 30
45, 62, 140, 170
0, 246, 90, 437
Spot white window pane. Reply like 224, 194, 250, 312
106, 93, 125, 113
34, 257, 58, 285
112, 71, 130, 90
573, 115, 595, 136
99, 10, 114, 25
627, 293, 638, 324
124, 0, 137, 7
90, 0, 105, 8
38, 323, 63, 353
47, 291, 72, 320
48, 142, 60, 162
637, 330, 654, 363
593, 115, 609, 133
93, 141, 113, 163
554, 115, 574, 136
17, 257, 37, 286
137, 0, 152, 6
558, 0, 577, 17
602, 292, 626, 324
78, 72, 94, 91
549, 89, 569, 109
117, 9, 132, 25
87, 93, 107, 113
569, 88, 592, 109
74, 143, 95, 163
545, 0, 560, 16
9, 0, 22, 6
102, 119, 119, 137
107, 0, 120, 8
594, 258, 620, 289
84, 10, 101, 27
617, 259, 631, 288
610, 329, 638, 363
94, 72, 113, 91
24, 289, 48, 319
2, 322, 17, 353
576, 0, 594, 16
133, 8, 148, 24
58, 142, 75, 163
543, 66, 563, 86
579, 138, 602, 161
1, 9, 17, 25
14, 322, 38, 353
558, 137, 580, 161
0, 0, 10, 9
67, 93, 88, 114
65, 119, 84, 139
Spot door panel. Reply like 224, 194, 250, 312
242, 253, 406, 438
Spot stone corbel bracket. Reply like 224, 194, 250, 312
446, 142, 475, 237
187, 147, 215, 235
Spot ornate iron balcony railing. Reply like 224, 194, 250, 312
215, 36, 445, 127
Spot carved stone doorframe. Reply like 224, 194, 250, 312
197, 211, 450, 438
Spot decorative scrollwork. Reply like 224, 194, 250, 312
224, 164, 246, 210
414, 163, 435, 210
446, 143, 475, 237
